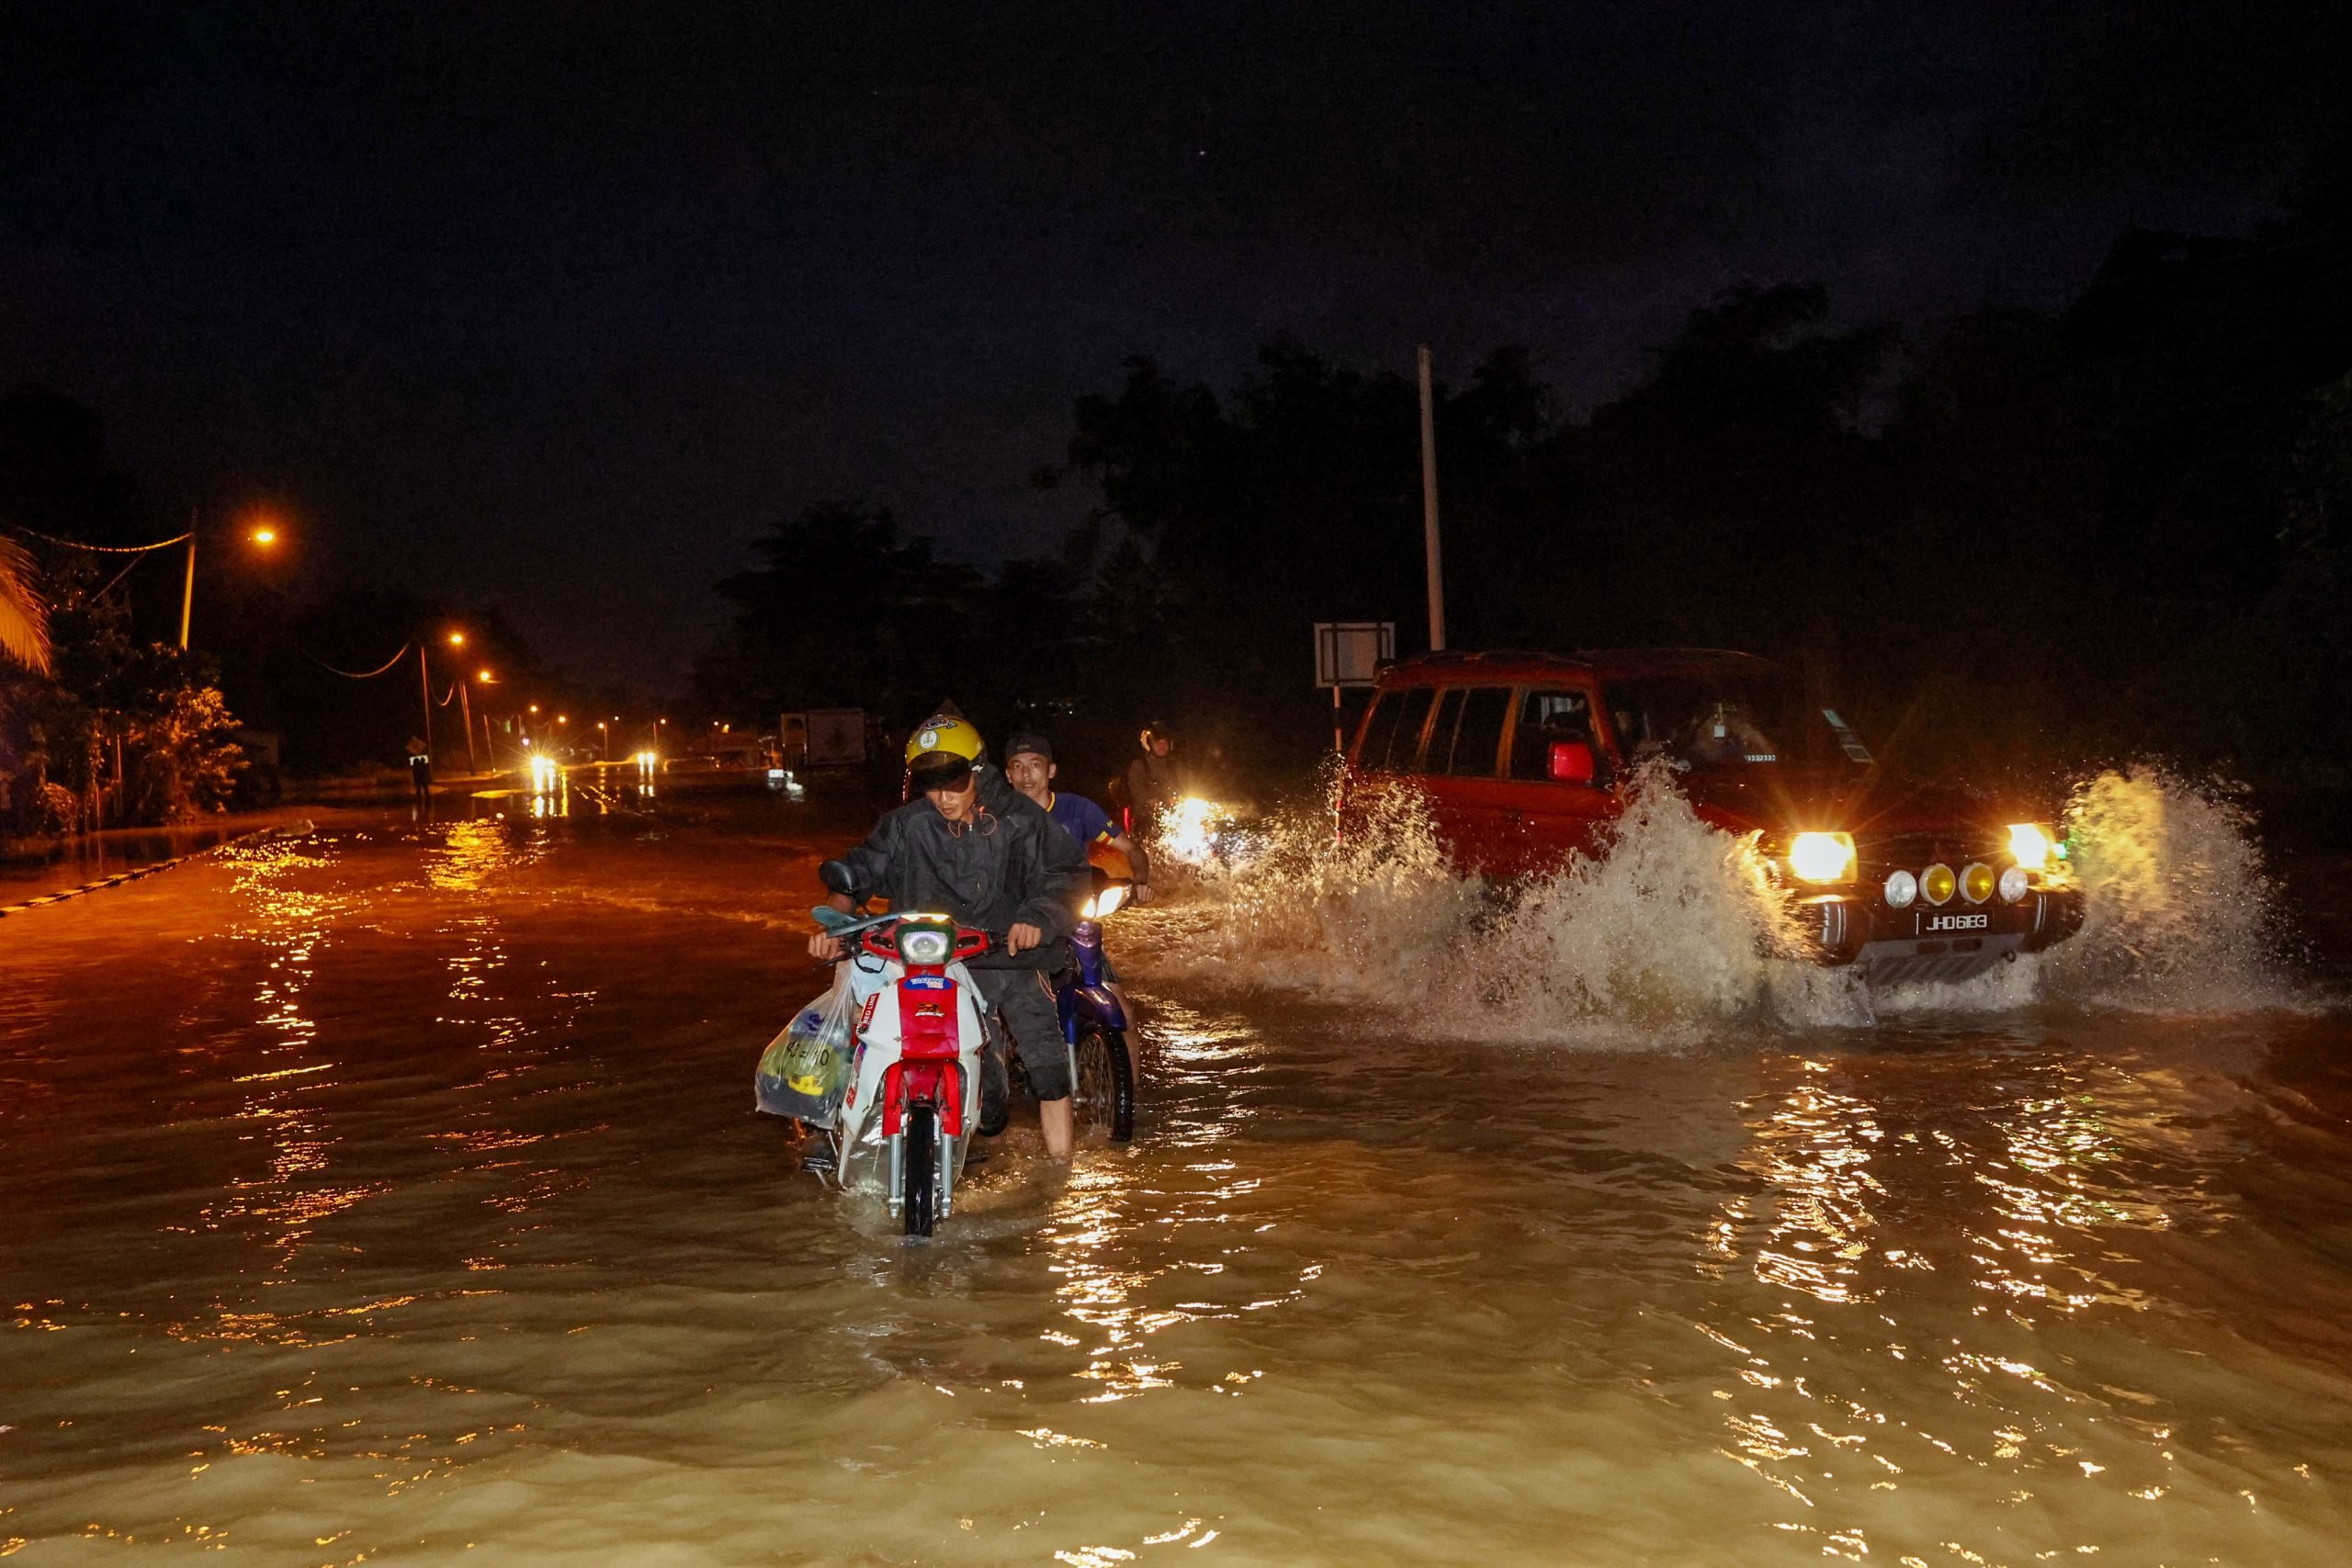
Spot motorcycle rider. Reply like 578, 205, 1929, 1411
1003, 731, 1148, 1020
1124, 720, 1185, 832
806, 713, 1088, 1160
1004, 732, 1152, 905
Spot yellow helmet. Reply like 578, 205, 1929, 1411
905, 713, 984, 789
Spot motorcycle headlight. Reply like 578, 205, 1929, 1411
896, 922, 953, 965
1082, 884, 1129, 920
1787, 831, 1857, 884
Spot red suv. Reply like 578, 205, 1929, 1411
1343, 649, 2084, 986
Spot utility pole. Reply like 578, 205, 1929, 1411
457, 677, 478, 773
178, 508, 198, 650
1417, 344, 1447, 652
417, 644, 435, 761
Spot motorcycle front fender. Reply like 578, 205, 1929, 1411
1069, 985, 1125, 1032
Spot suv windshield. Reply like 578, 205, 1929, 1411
1603, 671, 1871, 772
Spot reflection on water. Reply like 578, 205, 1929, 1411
3, 806, 2351, 1563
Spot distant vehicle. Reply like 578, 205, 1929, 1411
804, 708, 868, 767
1343, 649, 2085, 987
697, 733, 773, 769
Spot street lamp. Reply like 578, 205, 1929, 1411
419, 628, 475, 771
178, 511, 282, 649
453, 668, 495, 773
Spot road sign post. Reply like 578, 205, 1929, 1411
1314, 621, 1396, 755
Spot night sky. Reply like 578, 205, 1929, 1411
5, 2, 2342, 688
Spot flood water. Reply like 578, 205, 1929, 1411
5, 781, 2352, 1565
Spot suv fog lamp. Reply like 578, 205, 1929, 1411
2007, 823, 2055, 872
1921, 863, 1957, 906
1884, 869, 1918, 909
897, 924, 953, 965
1962, 862, 1996, 904
1998, 865, 2030, 904
1788, 831, 1857, 884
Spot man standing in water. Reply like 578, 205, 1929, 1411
1125, 721, 1184, 833
807, 713, 1088, 1159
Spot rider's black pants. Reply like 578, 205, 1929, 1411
970, 966, 1071, 1103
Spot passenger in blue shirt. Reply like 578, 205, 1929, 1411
1003, 733, 1148, 1012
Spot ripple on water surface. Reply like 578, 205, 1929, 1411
2, 806, 2350, 1564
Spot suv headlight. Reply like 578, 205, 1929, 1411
2007, 823, 2059, 872
1788, 831, 1857, 884
896, 922, 953, 965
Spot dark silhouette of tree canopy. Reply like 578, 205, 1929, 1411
698, 502, 988, 728
1023, 175, 2352, 787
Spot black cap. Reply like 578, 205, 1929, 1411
1003, 731, 1053, 762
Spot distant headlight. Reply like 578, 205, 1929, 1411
2007, 823, 2056, 871
1884, 869, 1918, 908
1788, 831, 1857, 884
897, 926, 952, 965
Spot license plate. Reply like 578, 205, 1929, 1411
1922, 910, 1989, 933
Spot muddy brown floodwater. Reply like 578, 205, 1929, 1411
4, 780, 2351, 1566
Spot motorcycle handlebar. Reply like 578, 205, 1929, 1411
851, 917, 997, 964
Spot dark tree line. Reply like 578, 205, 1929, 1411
704, 176, 2352, 794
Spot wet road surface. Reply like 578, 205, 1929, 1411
4, 784, 2351, 1565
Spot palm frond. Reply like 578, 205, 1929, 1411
0, 536, 54, 675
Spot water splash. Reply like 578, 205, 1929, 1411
1144, 764, 1864, 1045
2038, 766, 2299, 1013
1136, 762, 2302, 1040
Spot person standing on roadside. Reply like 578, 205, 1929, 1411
407, 737, 433, 807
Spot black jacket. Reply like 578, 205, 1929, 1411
826, 767, 1087, 969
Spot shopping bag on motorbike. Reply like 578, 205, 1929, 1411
754, 966, 859, 1127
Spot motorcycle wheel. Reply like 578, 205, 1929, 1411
902, 1105, 937, 1236
1073, 1027, 1136, 1144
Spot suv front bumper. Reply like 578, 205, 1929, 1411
1796, 887, 2086, 987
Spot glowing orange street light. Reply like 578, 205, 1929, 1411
250, 526, 278, 547
447, 631, 466, 648
528, 704, 539, 714
477, 669, 494, 682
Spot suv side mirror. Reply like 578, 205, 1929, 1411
1548, 739, 1599, 785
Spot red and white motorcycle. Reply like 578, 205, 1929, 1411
816, 908, 994, 1236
